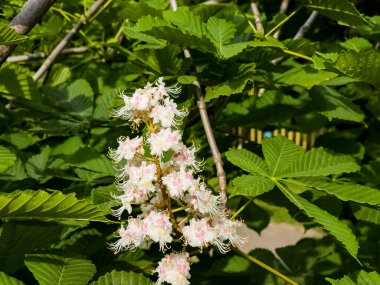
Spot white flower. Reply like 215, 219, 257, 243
155, 252, 190, 285
109, 136, 144, 162
118, 161, 157, 194
109, 218, 146, 253
150, 98, 188, 128
162, 169, 197, 198
182, 218, 215, 249
148, 128, 182, 156
184, 186, 223, 215
172, 144, 203, 172
212, 217, 246, 253
143, 211, 173, 251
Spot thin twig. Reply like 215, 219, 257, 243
169, 0, 227, 203
6, 46, 88, 63
0, 0, 56, 66
265, 5, 302, 37
234, 248, 300, 285
32, 0, 110, 81
250, 2, 264, 33
273, 0, 291, 39
293, 11, 318, 40
271, 10, 318, 64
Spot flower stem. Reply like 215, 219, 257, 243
230, 197, 254, 220
265, 6, 302, 37
234, 248, 299, 285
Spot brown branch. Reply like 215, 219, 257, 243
169, 0, 227, 202
250, 2, 264, 33
6, 46, 88, 63
0, 0, 56, 66
293, 11, 318, 40
32, 0, 110, 81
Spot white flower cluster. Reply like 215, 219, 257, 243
109, 78, 245, 285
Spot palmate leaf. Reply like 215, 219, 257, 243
91, 270, 151, 285
0, 190, 110, 223
278, 147, 360, 178
25, 254, 96, 285
278, 183, 359, 259
0, 222, 62, 274
0, 23, 27, 44
304, 0, 368, 27
225, 149, 269, 177
0, 272, 25, 285
262, 135, 304, 177
231, 174, 275, 197
327, 270, 380, 285
290, 177, 380, 206
0, 145, 17, 173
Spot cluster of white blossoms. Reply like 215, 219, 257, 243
109, 78, 245, 285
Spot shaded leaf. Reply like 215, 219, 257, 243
0, 145, 16, 173
0, 271, 25, 285
312, 85, 364, 122
305, 0, 367, 26
0, 222, 62, 274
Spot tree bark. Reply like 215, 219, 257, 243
0, 0, 56, 65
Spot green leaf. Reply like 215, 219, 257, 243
91, 184, 119, 213
279, 147, 360, 177
225, 149, 269, 176
205, 70, 254, 102
163, 7, 207, 39
312, 85, 364, 122
275, 65, 337, 89
340, 37, 373, 52
25, 254, 96, 285
304, 0, 368, 27
334, 50, 380, 86
352, 204, 380, 224
0, 190, 110, 223
0, 222, 62, 274
65, 147, 115, 176
0, 271, 25, 285
0, 66, 38, 99
327, 270, 380, 285
91, 270, 151, 285
262, 135, 304, 177
231, 174, 275, 197
25, 147, 50, 181
0, 23, 27, 44
278, 183, 359, 259
44, 79, 94, 118
0, 146, 16, 173
290, 177, 380, 206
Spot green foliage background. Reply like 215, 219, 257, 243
0, 0, 379, 284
